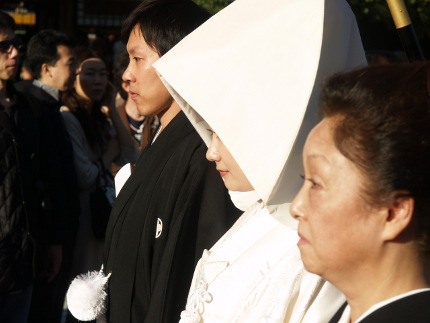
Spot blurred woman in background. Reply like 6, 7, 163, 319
61, 48, 138, 280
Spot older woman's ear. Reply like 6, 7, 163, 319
382, 193, 415, 242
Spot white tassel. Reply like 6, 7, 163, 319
67, 265, 111, 321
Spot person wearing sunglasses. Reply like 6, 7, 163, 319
0, 11, 42, 323
0, 36, 20, 55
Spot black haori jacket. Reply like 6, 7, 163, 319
104, 111, 240, 323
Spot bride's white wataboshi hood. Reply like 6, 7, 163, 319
154, 0, 366, 218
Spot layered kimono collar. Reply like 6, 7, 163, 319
154, 0, 366, 216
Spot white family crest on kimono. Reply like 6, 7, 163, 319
154, 0, 367, 321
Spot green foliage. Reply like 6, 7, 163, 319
193, 0, 235, 14
348, 0, 430, 40
348, 0, 430, 57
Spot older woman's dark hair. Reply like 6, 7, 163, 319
121, 0, 211, 57
319, 61, 430, 255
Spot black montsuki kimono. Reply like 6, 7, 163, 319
330, 290, 430, 323
104, 111, 240, 323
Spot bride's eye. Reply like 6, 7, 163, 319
207, 128, 216, 137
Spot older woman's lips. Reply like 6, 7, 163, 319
297, 233, 309, 247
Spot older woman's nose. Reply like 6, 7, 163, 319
290, 190, 305, 220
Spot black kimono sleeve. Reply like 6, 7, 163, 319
146, 143, 240, 323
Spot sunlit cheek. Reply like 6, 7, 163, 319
311, 216, 347, 264
78, 80, 92, 100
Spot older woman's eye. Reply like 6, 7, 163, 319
301, 175, 319, 188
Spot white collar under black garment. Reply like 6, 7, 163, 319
338, 288, 430, 323
151, 125, 162, 144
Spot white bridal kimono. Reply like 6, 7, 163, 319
181, 191, 343, 322
155, 0, 367, 321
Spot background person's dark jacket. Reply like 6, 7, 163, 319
0, 83, 42, 299
15, 80, 80, 246
15, 80, 81, 323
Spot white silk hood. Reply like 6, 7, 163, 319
154, 0, 367, 217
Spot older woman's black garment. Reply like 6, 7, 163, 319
330, 290, 430, 323
104, 111, 240, 323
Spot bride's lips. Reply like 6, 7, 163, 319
217, 170, 228, 177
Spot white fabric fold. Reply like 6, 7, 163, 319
228, 190, 261, 211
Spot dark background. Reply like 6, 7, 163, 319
1, 0, 429, 60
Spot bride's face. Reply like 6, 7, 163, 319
206, 129, 254, 192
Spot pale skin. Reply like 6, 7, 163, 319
122, 24, 181, 136
290, 116, 428, 322
206, 129, 254, 192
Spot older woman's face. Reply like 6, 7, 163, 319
290, 117, 385, 284
206, 130, 254, 192
76, 58, 108, 102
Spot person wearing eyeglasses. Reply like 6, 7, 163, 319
0, 11, 44, 323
